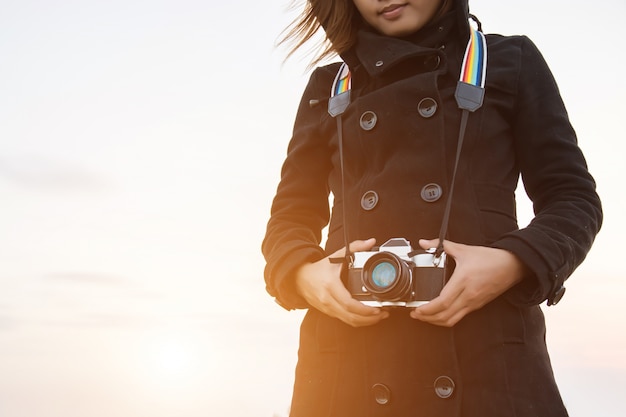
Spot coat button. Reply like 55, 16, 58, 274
548, 285, 566, 306
361, 190, 379, 211
424, 55, 441, 71
360, 111, 378, 131
421, 183, 442, 202
434, 376, 455, 399
418, 98, 438, 118
372, 383, 391, 405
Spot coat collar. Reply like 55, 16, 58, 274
342, 11, 459, 78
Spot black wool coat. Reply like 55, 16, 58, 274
262, 3, 602, 417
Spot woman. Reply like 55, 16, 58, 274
262, 1, 603, 415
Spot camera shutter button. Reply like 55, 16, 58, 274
371, 383, 391, 405
361, 190, 379, 211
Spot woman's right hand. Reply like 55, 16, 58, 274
295, 238, 389, 327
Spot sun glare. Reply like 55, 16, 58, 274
151, 340, 192, 375
135, 328, 214, 392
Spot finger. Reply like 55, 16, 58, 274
344, 297, 390, 325
339, 311, 389, 327
349, 237, 377, 252
411, 294, 451, 317
411, 304, 468, 327
331, 238, 377, 258
326, 298, 389, 327
344, 297, 386, 316
418, 238, 440, 250
327, 278, 381, 315
419, 238, 463, 258
410, 272, 479, 326
322, 278, 388, 326
333, 286, 383, 317
409, 274, 466, 319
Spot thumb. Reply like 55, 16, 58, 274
418, 238, 440, 251
349, 238, 377, 253
331, 238, 377, 258
420, 239, 463, 258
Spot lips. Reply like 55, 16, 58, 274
380, 3, 407, 19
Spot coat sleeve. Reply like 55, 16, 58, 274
491, 36, 603, 306
261, 66, 337, 310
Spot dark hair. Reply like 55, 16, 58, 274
278, 0, 359, 67
278, 0, 454, 66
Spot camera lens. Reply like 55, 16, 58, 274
371, 262, 397, 288
362, 252, 412, 301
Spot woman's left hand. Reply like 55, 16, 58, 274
410, 239, 527, 327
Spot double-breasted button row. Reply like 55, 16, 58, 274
360, 185, 442, 211
358, 97, 438, 131
371, 376, 455, 405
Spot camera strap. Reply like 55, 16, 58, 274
435, 25, 487, 260
327, 63, 353, 265
328, 24, 487, 265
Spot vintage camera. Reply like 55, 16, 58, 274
345, 238, 452, 307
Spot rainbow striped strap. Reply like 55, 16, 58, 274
460, 27, 487, 88
328, 62, 352, 117
455, 26, 487, 111
332, 62, 351, 96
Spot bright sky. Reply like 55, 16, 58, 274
0, 1, 624, 416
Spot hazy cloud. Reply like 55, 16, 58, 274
0, 154, 112, 192
43, 272, 128, 286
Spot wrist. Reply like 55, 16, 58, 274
294, 262, 314, 296
505, 250, 529, 285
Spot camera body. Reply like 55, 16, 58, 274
345, 238, 451, 307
